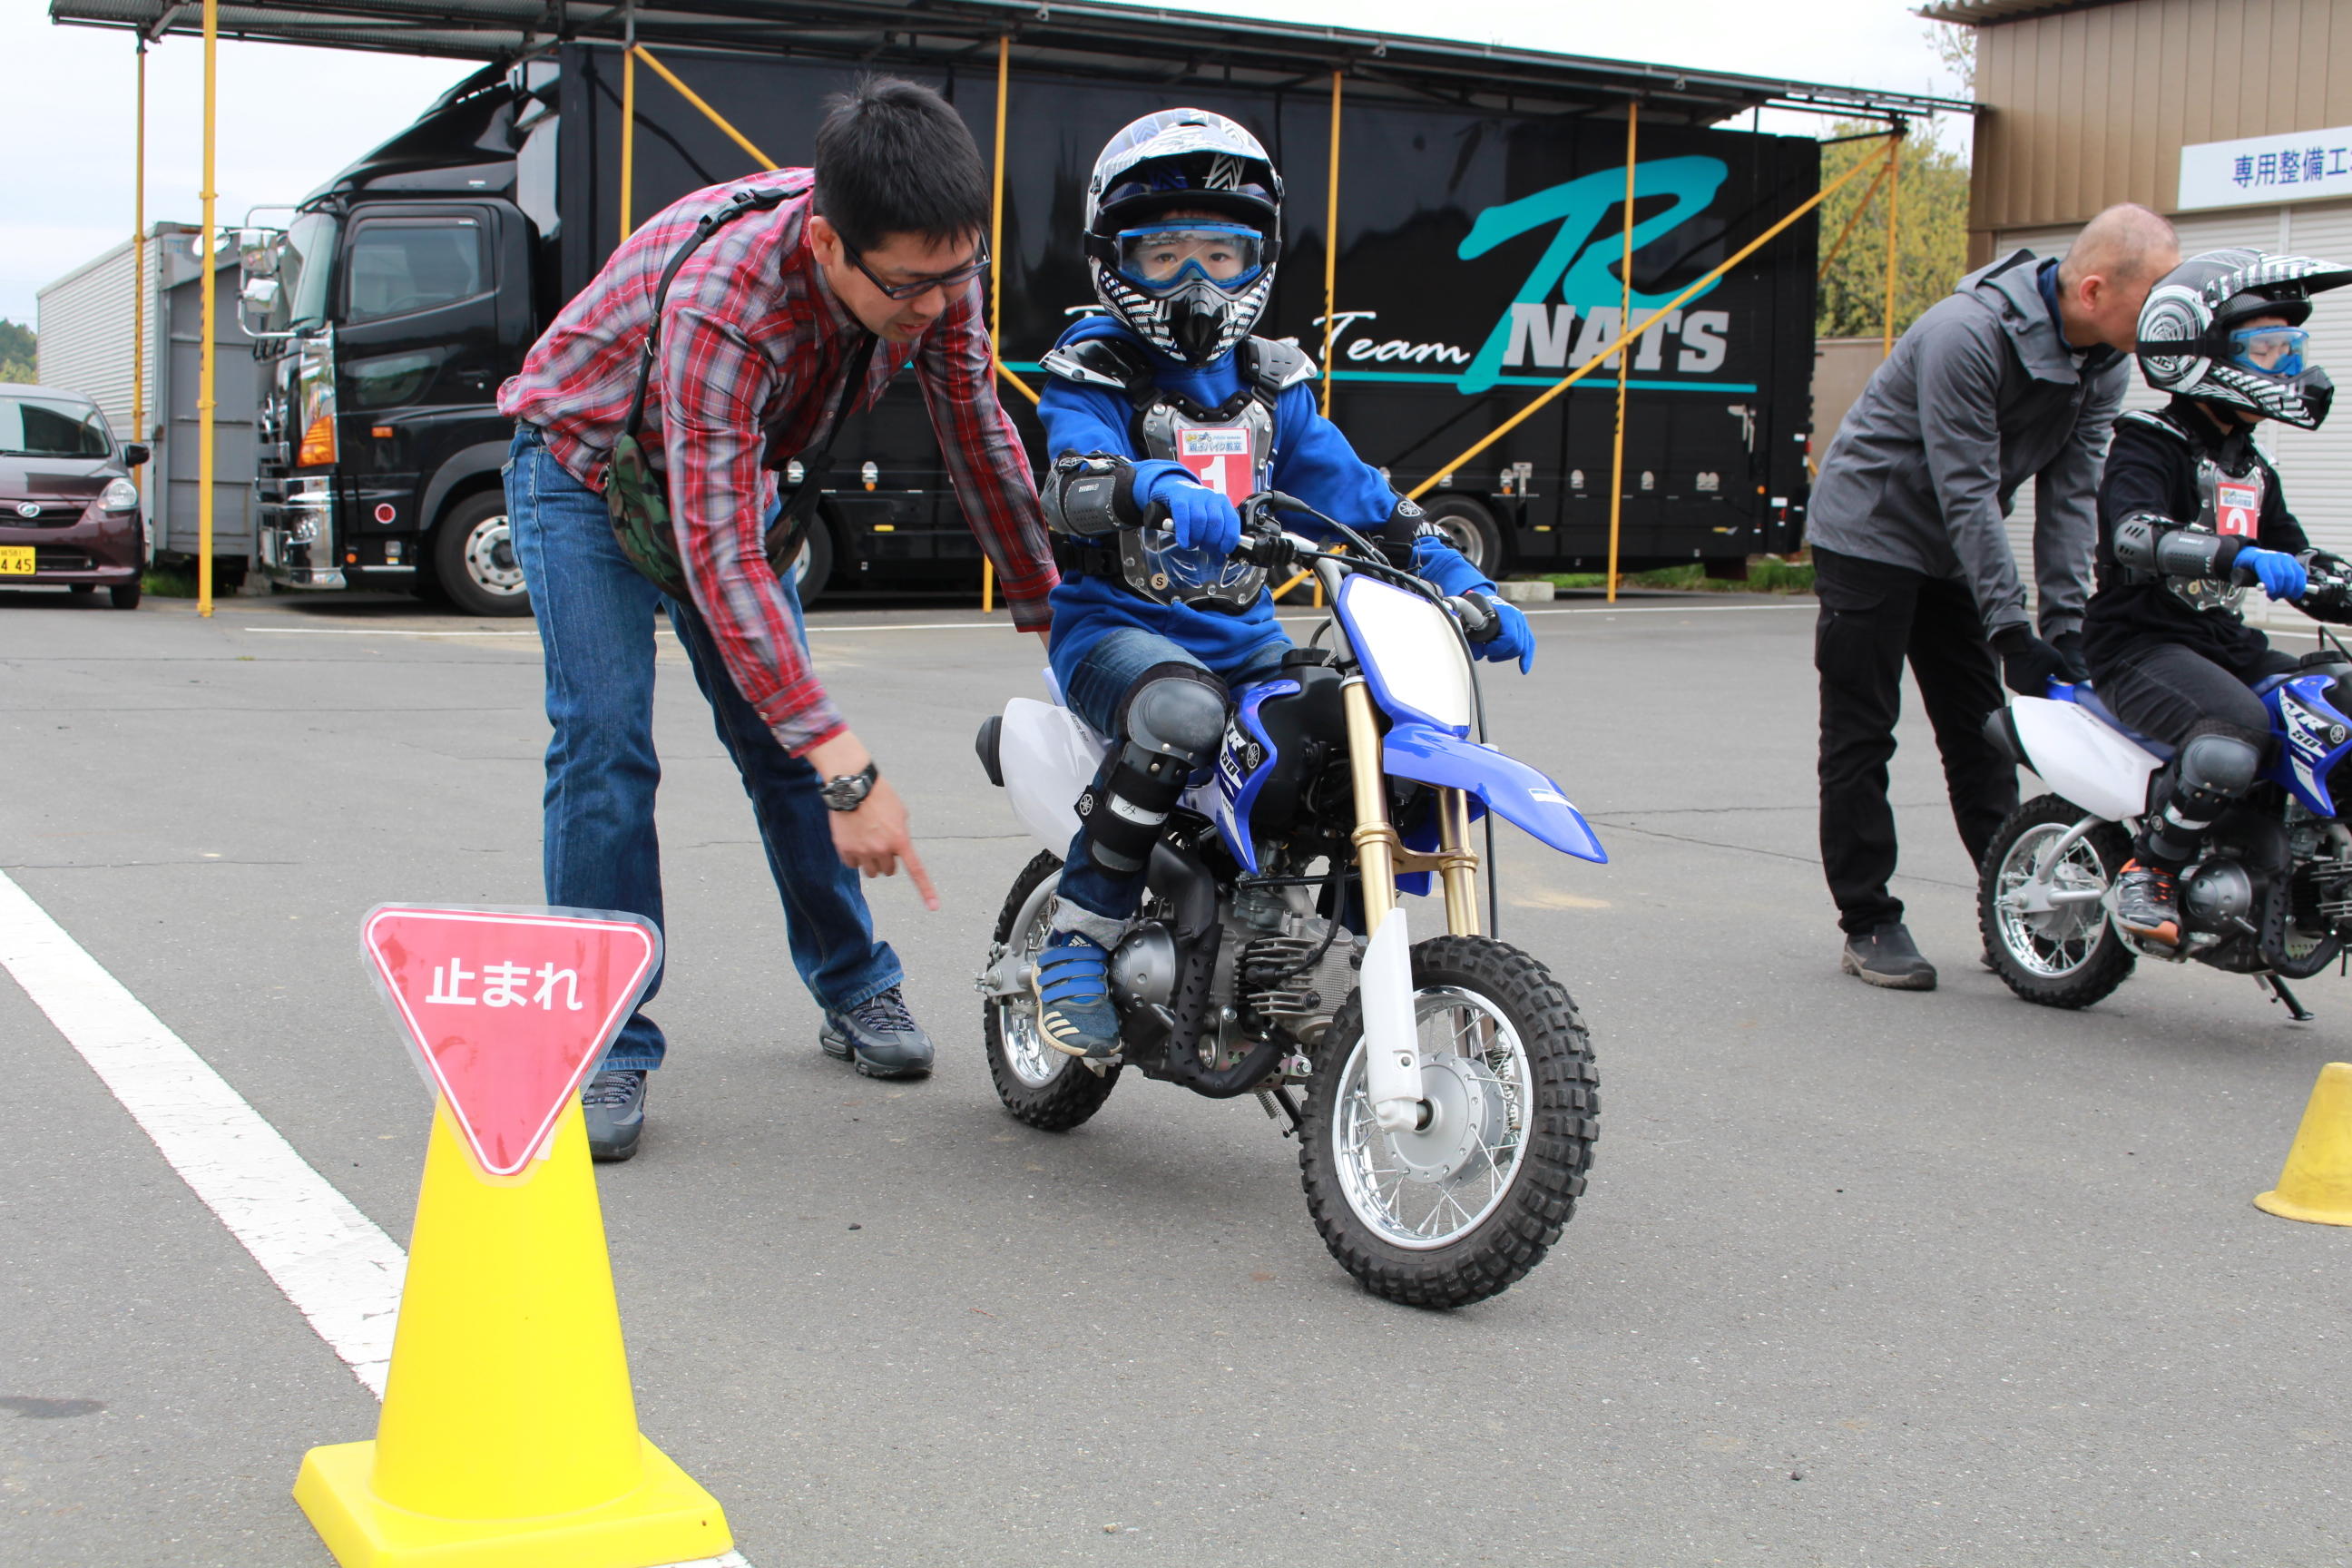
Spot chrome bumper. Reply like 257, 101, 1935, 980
257, 475, 347, 590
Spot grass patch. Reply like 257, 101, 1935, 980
1541, 555, 1814, 594
142, 562, 201, 598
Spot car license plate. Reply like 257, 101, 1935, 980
0, 546, 33, 575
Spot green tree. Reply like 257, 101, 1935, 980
1815, 123, 1973, 340
0, 319, 34, 384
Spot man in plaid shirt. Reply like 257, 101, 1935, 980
498, 77, 1056, 1160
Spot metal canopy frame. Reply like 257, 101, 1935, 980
54, 0, 1976, 126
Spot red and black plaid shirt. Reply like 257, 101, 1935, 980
499, 171, 1055, 753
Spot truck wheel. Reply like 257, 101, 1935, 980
432, 491, 531, 618
1422, 495, 1505, 576
790, 515, 834, 610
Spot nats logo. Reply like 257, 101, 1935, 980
1178, 426, 1254, 502
2216, 478, 2262, 536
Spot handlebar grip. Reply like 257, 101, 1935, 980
1448, 592, 1503, 643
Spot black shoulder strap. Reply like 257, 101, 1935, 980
620, 184, 799, 441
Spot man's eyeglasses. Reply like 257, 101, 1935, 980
846, 240, 990, 301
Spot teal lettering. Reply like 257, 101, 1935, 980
1456, 157, 1729, 394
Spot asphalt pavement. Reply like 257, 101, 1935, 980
3, 582, 2348, 1568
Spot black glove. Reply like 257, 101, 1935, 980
2050, 629, 2091, 683
1991, 624, 2069, 697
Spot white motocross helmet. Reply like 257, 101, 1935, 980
2135, 247, 2352, 429
1084, 109, 1283, 368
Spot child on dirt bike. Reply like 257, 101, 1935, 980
2082, 247, 2352, 948
1028, 107, 1535, 1060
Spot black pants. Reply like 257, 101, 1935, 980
2092, 637, 2293, 751
1814, 546, 2018, 935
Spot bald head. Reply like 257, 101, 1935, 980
2055, 203, 2181, 352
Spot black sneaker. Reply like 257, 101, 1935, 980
1840, 922, 1938, 991
2114, 859, 2181, 949
581, 1069, 647, 1162
819, 986, 936, 1079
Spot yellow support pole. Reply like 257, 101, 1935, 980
633, 44, 776, 169
1404, 146, 1886, 504
619, 44, 635, 240
1319, 69, 1342, 416
1815, 135, 1897, 281
983, 34, 1013, 613
197, 0, 218, 618
1881, 127, 1903, 358
132, 39, 147, 539
1605, 102, 1637, 604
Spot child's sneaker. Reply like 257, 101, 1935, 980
2114, 859, 2180, 948
1034, 931, 1122, 1059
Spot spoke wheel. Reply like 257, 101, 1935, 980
983, 851, 1120, 1130
1300, 935, 1594, 1308
1979, 792, 2135, 1009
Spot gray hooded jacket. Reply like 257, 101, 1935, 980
1807, 250, 2129, 638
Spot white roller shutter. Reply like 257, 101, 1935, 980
1989, 204, 2352, 635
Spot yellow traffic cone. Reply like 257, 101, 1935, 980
295, 1099, 733, 1567
2255, 1062, 2352, 1227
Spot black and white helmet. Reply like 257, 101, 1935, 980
1084, 109, 1283, 368
2135, 247, 2352, 429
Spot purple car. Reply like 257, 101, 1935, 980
0, 386, 149, 609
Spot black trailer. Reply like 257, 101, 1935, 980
55, 1, 1965, 612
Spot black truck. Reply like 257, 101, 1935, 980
237, 38, 1821, 615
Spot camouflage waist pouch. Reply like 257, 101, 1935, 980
602, 182, 874, 601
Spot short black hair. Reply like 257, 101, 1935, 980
812, 76, 988, 255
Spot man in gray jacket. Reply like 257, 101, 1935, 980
1809, 203, 2178, 989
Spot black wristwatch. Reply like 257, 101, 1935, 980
818, 760, 880, 813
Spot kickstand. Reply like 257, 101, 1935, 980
2257, 971, 2316, 1022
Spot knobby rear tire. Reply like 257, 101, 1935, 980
983, 850, 1121, 1132
1979, 792, 2136, 1010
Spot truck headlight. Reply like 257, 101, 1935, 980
100, 478, 140, 514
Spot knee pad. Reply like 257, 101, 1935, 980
1075, 667, 1230, 878
1121, 663, 1229, 760
2147, 729, 2262, 862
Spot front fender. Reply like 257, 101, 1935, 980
1383, 722, 1606, 863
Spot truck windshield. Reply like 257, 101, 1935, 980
0, 393, 113, 458
278, 211, 340, 330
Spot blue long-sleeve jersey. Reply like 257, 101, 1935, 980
1040, 317, 1409, 681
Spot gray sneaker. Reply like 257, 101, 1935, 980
819, 987, 935, 1079
1840, 922, 1938, 991
581, 1069, 647, 1162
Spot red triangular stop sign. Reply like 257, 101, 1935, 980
362, 906, 660, 1177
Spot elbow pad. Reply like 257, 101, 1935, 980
2114, 511, 2231, 582
1042, 451, 1145, 539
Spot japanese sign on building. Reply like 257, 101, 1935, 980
2180, 125, 2352, 211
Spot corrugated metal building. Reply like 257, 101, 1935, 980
1928, 0, 2352, 620
36, 224, 258, 562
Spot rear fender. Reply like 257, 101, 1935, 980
2005, 696, 2160, 822
1382, 721, 1606, 863
998, 697, 1111, 853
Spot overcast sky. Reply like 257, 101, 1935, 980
5, 0, 1969, 327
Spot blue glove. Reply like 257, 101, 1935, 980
1410, 538, 1536, 671
1145, 473, 1241, 558
1477, 594, 1537, 673
2240, 546, 2308, 601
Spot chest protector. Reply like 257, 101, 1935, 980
2122, 408, 2265, 613
1042, 335, 1317, 611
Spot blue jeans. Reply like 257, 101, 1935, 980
505, 424, 900, 1070
1050, 624, 1289, 922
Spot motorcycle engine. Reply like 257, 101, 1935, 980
2181, 857, 2256, 931
1226, 883, 1361, 1046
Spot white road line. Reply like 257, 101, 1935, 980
0, 868, 406, 1396
243, 627, 538, 636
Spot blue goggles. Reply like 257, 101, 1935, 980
2229, 325, 2310, 376
1113, 224, 1266, 294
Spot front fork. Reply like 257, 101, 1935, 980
1340, 672, 1482, 1133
